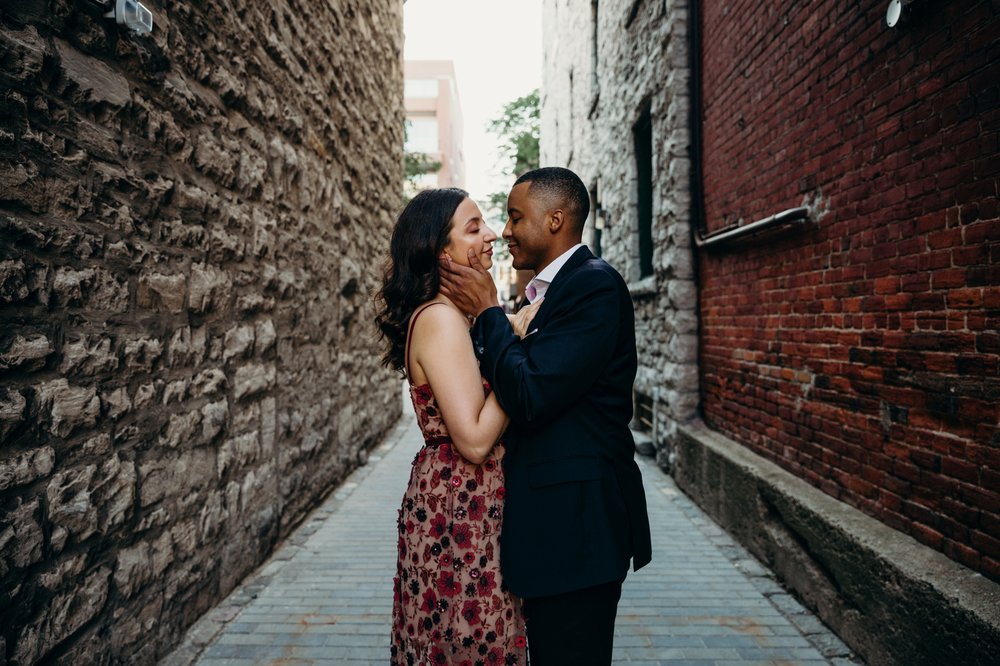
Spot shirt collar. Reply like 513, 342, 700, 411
526, 243, 584, 302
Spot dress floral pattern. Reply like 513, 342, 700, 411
391, 380, 527, 665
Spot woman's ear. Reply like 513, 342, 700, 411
440, 250, 453, 261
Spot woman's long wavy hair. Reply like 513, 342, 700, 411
375, 187, 469, 374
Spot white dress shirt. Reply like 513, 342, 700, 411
524, 243, 585, 304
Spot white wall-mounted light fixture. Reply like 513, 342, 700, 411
885, 0, 911, 28
104, 0, 153, 34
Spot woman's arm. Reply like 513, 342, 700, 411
413, 305, 508, 464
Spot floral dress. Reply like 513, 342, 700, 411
391, 324, 527, 664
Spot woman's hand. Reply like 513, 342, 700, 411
510, 299, 543, 339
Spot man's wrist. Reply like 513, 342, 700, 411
475, 302, 502, 317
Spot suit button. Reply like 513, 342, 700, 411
477, 346, 485, 354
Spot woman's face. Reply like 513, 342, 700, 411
443, 197, 497, 269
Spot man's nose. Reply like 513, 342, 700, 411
502, 220, 512, 239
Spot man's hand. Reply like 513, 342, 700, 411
510, 299, 543, 338
439, 248, 501, 317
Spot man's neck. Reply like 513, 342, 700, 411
534, 240, 582, 275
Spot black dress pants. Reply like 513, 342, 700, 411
523, 579, 624, 665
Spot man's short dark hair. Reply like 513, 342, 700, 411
513, 166, 590, 233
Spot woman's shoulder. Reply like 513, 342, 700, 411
411, 300, 468, 336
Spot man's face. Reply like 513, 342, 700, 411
503, 182, 551, 272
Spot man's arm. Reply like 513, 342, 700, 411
474, 272, 621, 425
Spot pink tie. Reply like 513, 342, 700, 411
525, 283, 537, 303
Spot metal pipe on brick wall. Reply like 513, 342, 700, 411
694, 206, 811, 249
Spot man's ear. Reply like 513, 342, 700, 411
547, 209, 565, 234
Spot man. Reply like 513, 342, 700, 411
439, 167, 652, 664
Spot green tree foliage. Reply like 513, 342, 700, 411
486, 89, 540, 220
403, 120, 441, 193
405, 151, 441, 181
488, 89, 540, 179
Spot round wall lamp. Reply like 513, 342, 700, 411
885, 0, 910, 28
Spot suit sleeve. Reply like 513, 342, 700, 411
473, 271, 621, 425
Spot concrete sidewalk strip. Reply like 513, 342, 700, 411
161, 406, 859, 665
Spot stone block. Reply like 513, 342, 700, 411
233, 363, 275, 401
133, 381, 159, 409
58, 335, 118, 376
0, 259, 30, 303
101, 387, 131, 420
36, 379, 100, 438
217, 431, 260, 478
0, 387, 27, 442
188, 263, 232, 314
38, 552, 86, 592
0, 445, 54, 492
138, 272, 187, 313
255, 319, 277, 354
667, 278, 697, 311
223, 324, 255, 362
46, 465, 98, 543
0, 333, 52, 371
201, 399, 229, 443
192, 368, 226, 397
163, 379, 189, 404
0, 24, 47, 83
123, 337, 163, 373
160, 410, 202, 449
0, 497, 44, 576
54, 38, 130, 108
51, 267, 96, 307
139, 448, 214, 509
167, 326, 205, 368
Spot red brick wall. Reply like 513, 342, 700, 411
698, 0, 1000, 580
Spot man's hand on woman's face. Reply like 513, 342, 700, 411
438, 248, 501, 317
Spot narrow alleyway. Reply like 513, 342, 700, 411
161, 391, 858, 666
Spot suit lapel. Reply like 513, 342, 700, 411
529, 246, 594, 330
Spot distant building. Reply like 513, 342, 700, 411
404, 60, 466, 194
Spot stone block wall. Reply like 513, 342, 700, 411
697, 0, 999, 582
540, 0, 698, 468
0, 1, 403, 662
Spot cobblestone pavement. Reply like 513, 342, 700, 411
162, 396, 861, 666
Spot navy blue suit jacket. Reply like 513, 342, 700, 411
472, 246, 652, 599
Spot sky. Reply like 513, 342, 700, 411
403, 0, 542, 205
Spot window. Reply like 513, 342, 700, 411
405, 116, 439, 154
404, 78, 438, 99
633, 107, 654, 278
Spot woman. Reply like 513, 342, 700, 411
376, 188, 539, 665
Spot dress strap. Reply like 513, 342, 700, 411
405, 301, 447, 382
